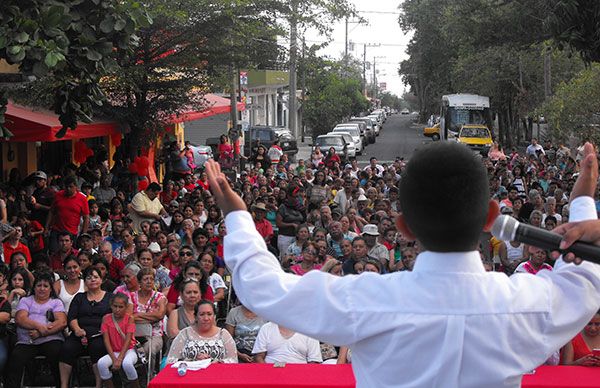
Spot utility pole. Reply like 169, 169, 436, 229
300, 35, 306, 142
363, 44, 367, 96
344, 17, 349, 61
229, 65, 238, 130
288, 0, 299, 139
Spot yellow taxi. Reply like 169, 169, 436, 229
457, 124, 493, 155
423, 123, 440, 140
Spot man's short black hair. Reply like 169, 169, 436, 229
147, 182, 162, 192
63, 176, 78, 188
399, 142, 490, 252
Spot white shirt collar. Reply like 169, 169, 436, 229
413, 250, 485, 274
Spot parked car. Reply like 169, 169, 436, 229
401, 109, 410, 115
349, 117, 376, 144
332, 126, 363, 155
170, 144, 213, 174
367, 114, 382, 135
326, 132, 356, 158
423, 123, 440, 141
207, 126, 298, 161
313, 134, 348, 162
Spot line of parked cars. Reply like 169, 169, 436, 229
312, 108, 391, 162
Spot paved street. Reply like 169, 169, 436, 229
355, 113, 427, 164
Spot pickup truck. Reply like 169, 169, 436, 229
206, 126, 298, 161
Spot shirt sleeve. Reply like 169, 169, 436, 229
306, 337, 323, 363
225, 211, 360, 346
52, 298, 65, 313
101, 315, 109, 333
220, 329, 238, 363
130, 193, 145, 213
251, 324, 269, 354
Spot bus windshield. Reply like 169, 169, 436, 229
448, 108, 488, 134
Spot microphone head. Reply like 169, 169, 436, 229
491, 215, 519, 241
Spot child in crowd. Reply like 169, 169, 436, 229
98, 292, 139, 388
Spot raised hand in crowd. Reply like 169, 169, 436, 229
204, 160, 247, 216
551, 142, 599, 265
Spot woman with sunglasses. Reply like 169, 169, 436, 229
290, 242, 322, 276
166, 261, 213, 315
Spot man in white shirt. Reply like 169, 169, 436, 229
204, 142, 600, 388
526, 138, 545, 158
252, 322, 322, 364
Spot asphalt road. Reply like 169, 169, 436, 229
355, 113, 429, 164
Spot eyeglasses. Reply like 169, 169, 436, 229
303, 250, 317, 255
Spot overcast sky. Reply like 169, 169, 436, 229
308, 0, 412, 97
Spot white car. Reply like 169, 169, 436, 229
326, 132, 356, 158
367, 115, 381, 135
332, 126, 363, 155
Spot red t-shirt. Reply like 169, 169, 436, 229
3, 241, 32, 263
51, 190, 89, 235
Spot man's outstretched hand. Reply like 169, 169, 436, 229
205, 160, 247, 216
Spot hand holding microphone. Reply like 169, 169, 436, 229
492, 142, 599, 265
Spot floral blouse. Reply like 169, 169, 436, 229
167, 326, 238, 364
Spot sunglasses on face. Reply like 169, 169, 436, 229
180, 251, 193, 257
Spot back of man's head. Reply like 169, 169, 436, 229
399, 142, 489, 252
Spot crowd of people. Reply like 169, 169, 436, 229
0, 133, 597, 387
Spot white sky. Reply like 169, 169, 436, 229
307, 0, 412, 97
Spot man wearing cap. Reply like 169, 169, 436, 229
362, 224, 389, 272
47, 176, 89, 253
128, 182, 167, 233
252, 202, 273, 244
77, 233, 96, 254
149, 242, 171, 290
28, 170, 55, 227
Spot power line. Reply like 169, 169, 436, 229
357, 10, 402, 15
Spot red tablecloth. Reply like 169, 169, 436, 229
521, 366, 600, 388
149, 364, 356, 388
149, 364, 600, 388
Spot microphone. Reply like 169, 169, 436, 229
491, 215, 600, 265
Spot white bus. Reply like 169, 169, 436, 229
440, 94, 492, 140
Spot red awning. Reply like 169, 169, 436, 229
4, 102, 120, 142
171, 93, 245, 123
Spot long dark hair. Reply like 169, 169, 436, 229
172, 261, 208, 297
8, 267, 32, 294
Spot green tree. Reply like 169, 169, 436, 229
303, 54, 369, 138
541, 64, 600, 144
545, 0, 600, 63
0, 0, 150, 137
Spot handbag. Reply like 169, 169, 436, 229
111, 314, 147, 364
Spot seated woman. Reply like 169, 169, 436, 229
167, 300, 237, 364
225, 304, 266, 363
199, 252, 227, 303
167, 279, 201, 339
562, 310, 600, 366
93, 257, 117, 293
59, 267, 111, 388
166, 261, 213, 315
7, 271, 67, 387
54, 256, 85, 314
132, 268, 166, 358
0, 281, 11, 375
290, 242, 323, 276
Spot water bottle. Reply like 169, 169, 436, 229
177, 362, 187, 377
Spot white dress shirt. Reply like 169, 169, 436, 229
224, 196, 600, 388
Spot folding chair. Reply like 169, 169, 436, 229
135, 323, 153, 384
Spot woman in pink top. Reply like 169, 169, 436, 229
98, 293, 139, 388
290, 242, 322, 276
